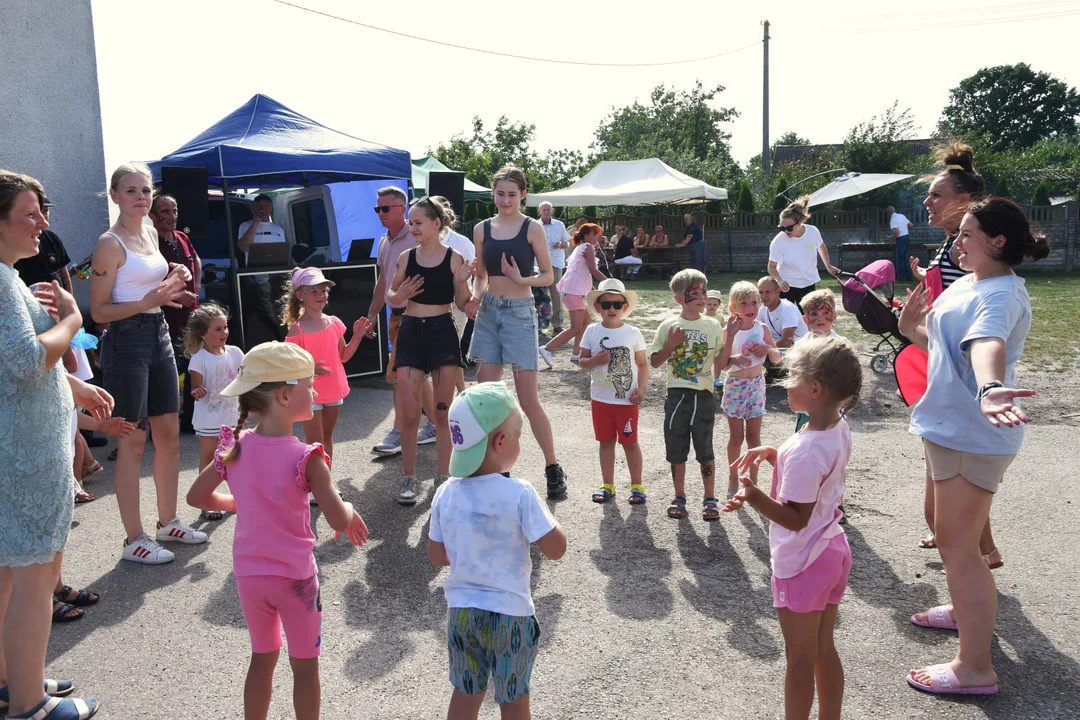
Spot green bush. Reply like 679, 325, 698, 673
736, 180, 755, 212
994, 178, 1011, 199
584, 206, 597, 219
463, 202, 478, 222
1031, 180, 1053, 206
773, 175, 790, 212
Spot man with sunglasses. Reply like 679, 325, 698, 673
366, 187, 437, 456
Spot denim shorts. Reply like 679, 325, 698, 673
101, 312, 180, 422
468, 294, 539, 371
312, 399, 344, 412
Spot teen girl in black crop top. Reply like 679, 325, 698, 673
386, 195, 474, 494
464, 165, 569, 498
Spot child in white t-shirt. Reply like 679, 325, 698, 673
183, 302, 244, 519
578, 279, 649, 505
724, 336, 862, 720
798, 289, 849, 345
429, 382, 566, 719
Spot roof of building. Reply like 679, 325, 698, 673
772, 139, 936, 168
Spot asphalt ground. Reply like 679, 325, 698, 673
48, 361, 1080, 719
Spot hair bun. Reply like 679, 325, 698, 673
1023, 229, 1052, 261
936, 141, 975, 172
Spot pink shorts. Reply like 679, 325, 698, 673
236, 574, 323, 658
562, 293, 587, 311
771, 533, 851, 613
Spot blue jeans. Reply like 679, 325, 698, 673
895, 235, 911, 280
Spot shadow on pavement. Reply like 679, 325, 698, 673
589, 502, 674, 621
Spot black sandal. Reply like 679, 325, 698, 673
56, 585, 99, 607
51, 599, 84, 623
201, 509, 225, 521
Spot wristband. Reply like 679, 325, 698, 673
976, 380, 1004, 402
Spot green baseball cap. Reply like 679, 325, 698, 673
448, 382, 517, 477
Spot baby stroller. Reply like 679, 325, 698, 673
838, 259, 908, 374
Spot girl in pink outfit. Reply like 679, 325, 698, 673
282, 266, 372, 460
723, 337, 862, 720
540, 223, 607, 366
186, 342, 368, 720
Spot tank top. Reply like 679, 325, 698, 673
107, 231, 169, 304
731, 322, 767, 369
482, 219, 536, 278
285, 316, 350, 404
928, 233, 966, 290
404, 246, 454, 305
556, 242, 595, 296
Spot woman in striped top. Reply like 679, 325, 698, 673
910, 143, 986, 293
907, 143, 1003, 570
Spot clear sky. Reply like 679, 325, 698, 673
92, 0, 1080, 183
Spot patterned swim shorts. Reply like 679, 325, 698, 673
447, 607, 542, 705
721, 374, 766, 420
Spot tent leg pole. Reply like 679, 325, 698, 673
222, 178, 245, 349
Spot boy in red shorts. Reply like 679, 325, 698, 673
578, 279, 649, 505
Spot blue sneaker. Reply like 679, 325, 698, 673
0, 681, 74, 713
6, 695, 98, 719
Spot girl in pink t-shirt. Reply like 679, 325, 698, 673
186, 342, 368, 720
282, 266, 372, 462
723, 336, 862, 720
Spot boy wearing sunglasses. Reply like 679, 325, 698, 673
578, 279, 649, 505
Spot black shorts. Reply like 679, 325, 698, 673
101, 313, 180, 422
663, 388, 715, 464
781, 284, 816, 311
392, 313, 462, 374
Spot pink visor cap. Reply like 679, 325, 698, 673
291, 266, 335, 288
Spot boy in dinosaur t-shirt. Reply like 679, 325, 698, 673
579, 279, 649, 506
650, 269, 724, 522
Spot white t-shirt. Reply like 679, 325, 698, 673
429, 474, 557, 617
889, 213, 911, 237
442, 229, 475, 262
540, 218, 571, 269
769, 419, 851, 578
238, 219, 287, 285
188, 346, 245, 433
769, 224, 824, 288
71, 345, 94, 382
910, 274, 1031, 456
757, 301, 808, 345
580, 322, 647, 405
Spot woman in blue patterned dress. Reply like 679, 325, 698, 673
0, 171, 104, 719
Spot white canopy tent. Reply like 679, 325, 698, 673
526, 158, 727, 207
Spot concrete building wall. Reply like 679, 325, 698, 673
0, 0, 108, 298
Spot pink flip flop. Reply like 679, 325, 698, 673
907, 664, 998, 695
911, 605, 958, 631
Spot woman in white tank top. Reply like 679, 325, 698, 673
89, 162, 206, 565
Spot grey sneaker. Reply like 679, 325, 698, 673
417, 422, 437, 445
435, 473, 449, 487
397, 475, 419, 505
373, 428, 402, 455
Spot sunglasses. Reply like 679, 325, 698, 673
373, 204, 405, 214
598, 300, 626, 310
779, 223, 797, 233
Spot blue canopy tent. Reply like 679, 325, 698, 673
148, 93, 412, 273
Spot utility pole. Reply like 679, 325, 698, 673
762, 20, 771, 178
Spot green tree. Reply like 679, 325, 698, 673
736, 180, 755, 212
774, 131, 811, 147
938, 63, 1080, 150
773, 175, 790, 211
994, 177, 1012, 198
842, 102, 916, 174
1032, 180, 1053, 205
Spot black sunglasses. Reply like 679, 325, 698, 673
409, 196, 434, 207
598, 300, 626, 310
373, 204, 405, 214
779, 223, 797, 232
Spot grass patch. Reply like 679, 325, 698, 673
585, 271, 1080, 371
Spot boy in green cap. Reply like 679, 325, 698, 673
428, 381, 567, 719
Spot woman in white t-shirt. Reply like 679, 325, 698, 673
898, 197, 1049, 696
768, 197, 839, 309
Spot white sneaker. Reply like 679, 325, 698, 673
570, 354, 580, 363
416, 422, 437, 445
156, 517, 208, 545
309, 491, 318, 506
122, 533, 175, 564
397, 475, 419, 505
538, 347, 553, 369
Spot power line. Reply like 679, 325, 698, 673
268, 0, 760, 67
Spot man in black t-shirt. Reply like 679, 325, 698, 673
613, 226, 642, 278
14, 198, 73, 292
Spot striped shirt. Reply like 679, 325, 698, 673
928, 234, 967, 289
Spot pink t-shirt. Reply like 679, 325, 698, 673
214, 427, 328, 580
768, 419, 852, 579
286, 315, 350, 404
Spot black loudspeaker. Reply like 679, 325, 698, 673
427, 171, 465, 219
160, 166, 210, 243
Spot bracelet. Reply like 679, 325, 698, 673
976, 380, 1004, 402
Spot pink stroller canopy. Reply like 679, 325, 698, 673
842, 259, 895, 293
